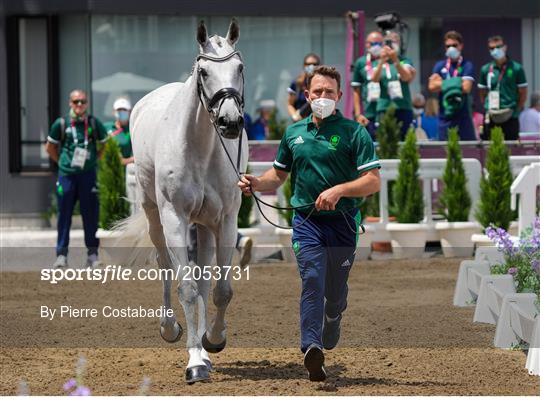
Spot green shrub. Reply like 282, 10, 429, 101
267, 109, 288, 140
392, 129, 424, 223
98, 139, 130, 230
475, 127, 513, 230
439, 127, 471, 222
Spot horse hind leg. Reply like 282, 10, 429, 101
143, 202, 182, 343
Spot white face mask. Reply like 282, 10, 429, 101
310, 98, 336, 119
445, 46, 461, 60
304, 64, 315, 74
368, 44, 382, 58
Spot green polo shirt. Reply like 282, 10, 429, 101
105, 122, 133, 159
478, 59, 527, 118
48, 114, 108, 176
273, 110, 380, 216
376, 57, 414, 113
351, 54, 379, 120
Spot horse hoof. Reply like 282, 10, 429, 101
159, 322, 183, 343
185, 365, 210, 384
202, 333, 226, 353
203, 359, 213, 372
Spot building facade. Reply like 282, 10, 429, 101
1, 0, 539, 223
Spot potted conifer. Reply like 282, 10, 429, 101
96, 139, 130, 262
386, 129, 427, 258
472, 127, 515, 246
436, 128, 481, 257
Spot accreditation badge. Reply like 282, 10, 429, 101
488, 91, 500, 110
71, 147, 88, 169
367, 82, 381, 102
387, 80, 403, 100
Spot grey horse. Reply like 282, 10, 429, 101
127, 19, 247, 383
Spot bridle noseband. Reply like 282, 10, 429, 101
195, 50, 245, 123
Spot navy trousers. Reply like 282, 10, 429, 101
292, 210, 358, 352
56, 170, 99, 256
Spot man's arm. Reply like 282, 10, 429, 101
315, 168, 381, 211
45, 142, 59, 163
478, 88, 487, 106
518, 87, 528, 111
462, 79, 473, 94
428, 73, 442, 93
238, 167, 289, 195
353, 88, 369, 126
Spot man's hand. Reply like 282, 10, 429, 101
315, 185, 344, 211
428, 73, 442, 92
355, 114, 370, 126
238, 174, 260, 196
383, 45, 398, 63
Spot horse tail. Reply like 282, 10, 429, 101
109, 210, 155, 268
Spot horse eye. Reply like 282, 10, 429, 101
238, 64, 244, 73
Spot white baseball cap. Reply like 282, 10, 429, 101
258, 99, 276, 110
113, 97, 132, 111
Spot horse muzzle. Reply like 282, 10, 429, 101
217, 115, 244, 139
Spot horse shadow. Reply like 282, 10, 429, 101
216, 359, 456, 390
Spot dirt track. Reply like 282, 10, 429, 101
1, 258, 539, 395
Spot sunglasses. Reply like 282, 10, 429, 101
445, 43, 460, 48
71, 99, 87, 105
368, 41, 383, 46
305, 62, 319, 66
489, 44, 505, 50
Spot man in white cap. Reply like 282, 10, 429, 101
106, 97, 134, 164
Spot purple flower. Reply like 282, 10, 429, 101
507, 267, 518, 276
63, 379, 77, 391
486, 226, 517, 256
70, 386, 91, 396
532, 259, 540, 275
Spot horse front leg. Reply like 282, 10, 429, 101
160, 203, 209, 383
203, 214, 236, 353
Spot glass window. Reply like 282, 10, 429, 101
18, 17, 51, 170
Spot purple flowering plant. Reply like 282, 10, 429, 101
63, 356, 92, 396
486, 217, 540, 297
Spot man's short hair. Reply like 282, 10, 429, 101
70, 89, 87, 99
444, 30, 463, 44
488, 35, 504, 43
307, 66, 341, 90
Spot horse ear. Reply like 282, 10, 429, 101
226, 18, 240, 46
197, 20, 208, 47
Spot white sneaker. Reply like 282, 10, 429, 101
53, 255, 68, 268
86, 254, 101, 269
237, 236, 253, 269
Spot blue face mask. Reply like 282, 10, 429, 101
490, 47, 506, 61
116, 110, 130, 123
445, 46, 461, 61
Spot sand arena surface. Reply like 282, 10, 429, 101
1, 258, 539, 395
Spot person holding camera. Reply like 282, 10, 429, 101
287, 53, 321, 122
478, 35, 528, 140
371, 31, 416, 140
351, 31, 384, 139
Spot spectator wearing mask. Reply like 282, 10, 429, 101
248, 99, 276, 140
412, 93, 439, 140
478, 35, 528, 140
351, 31, 384, 139
372, 31, 416, 140
288, 53, 321, 122
106, 97, 133, 165
429, 31, 476, 141
519, 92, 540, 133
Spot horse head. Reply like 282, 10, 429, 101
196, 19, 244, 139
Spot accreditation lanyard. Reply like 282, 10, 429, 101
488, 62, 507, 91
445, 57, 462, 79
70, 117, 89, 149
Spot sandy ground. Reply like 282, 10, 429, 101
1, 258, 539, 395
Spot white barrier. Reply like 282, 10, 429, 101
126, 163, 138, 215
473, 275, 516, 324
494, 292, 539, 349
453, 260, 491, 306
511, 162, 540, 237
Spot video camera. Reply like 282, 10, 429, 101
374, 11, 409, 54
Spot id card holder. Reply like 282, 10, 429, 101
71, 147, 88, 169
488, 91, 500, 110
388, 80, 403, 100
366, 82, 381, 102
